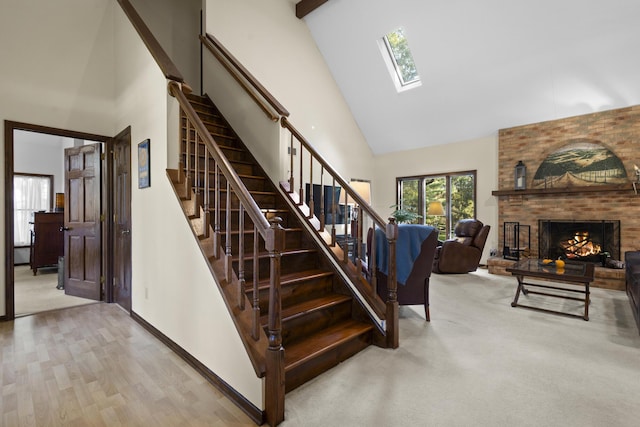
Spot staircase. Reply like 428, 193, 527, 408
169, 93, 376, 392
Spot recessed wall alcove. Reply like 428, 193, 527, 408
489, 105, 640, 290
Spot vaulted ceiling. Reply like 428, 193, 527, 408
300, 0, 640, 154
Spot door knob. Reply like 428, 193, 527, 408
121, 229, 131, 235
60, 226, 71, 232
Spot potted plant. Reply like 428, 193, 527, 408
389, 205, 422, 224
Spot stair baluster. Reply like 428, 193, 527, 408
214, 163, 221, 258
252, 226, 260, 340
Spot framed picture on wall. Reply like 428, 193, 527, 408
138, 139, 150, 188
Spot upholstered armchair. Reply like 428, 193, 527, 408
367, 224, 438, 321
432, 219, 490, 274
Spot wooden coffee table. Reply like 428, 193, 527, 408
506, 259, 595, 321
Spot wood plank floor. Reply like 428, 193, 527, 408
0, 303, 255, 426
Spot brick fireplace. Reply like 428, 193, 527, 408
489, 105, 640, 290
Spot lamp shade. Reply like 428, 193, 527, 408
55, 193, 64, 212
350, 179, 371, 204
427, 201, 444, 216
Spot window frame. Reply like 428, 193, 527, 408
396, 170, 477, 240
13, 172, 54, 247
380, 27, 421, 92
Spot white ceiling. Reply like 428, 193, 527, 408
303, 0, 640, 154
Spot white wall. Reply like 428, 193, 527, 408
373, 136, 500, 263
0, 0, 117, 316
114, 6, 262, 408
1, 0, 262, 408
14, 132, 67, 194
129, 0, 202, 93
205, 0, 375, 186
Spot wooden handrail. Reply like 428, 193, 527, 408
201, 34, 289, 121
281, 116, 386, 227
117, 0, 184, 83
169, 81, 271, 234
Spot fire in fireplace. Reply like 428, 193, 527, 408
560, 231, 602, 259
539, 220, 620, 263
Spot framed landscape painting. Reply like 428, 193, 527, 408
138, 139, 150, 188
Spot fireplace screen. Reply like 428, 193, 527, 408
538, 220, 620, 262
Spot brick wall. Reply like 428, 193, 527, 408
496, 105, 640, 261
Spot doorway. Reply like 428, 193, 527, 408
4, 121, 129, 320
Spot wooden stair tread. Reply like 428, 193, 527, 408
254, 269, 333, 291
207, 188, 276, 196
188, 172, 266, 181
231, 247, 317, 262
211, 208, 289, 215
183, 143, 243, 153
277, 293, 351, 322
225, 227, 302, 236
284, 319, 374, 371
248, 271, 334, 297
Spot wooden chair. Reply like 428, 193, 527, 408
367, 225, 438, 321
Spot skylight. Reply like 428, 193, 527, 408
380, 27, 421, 92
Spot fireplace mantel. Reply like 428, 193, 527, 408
491, 184, 634, 197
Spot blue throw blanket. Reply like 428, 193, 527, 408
374, 224, 435, 284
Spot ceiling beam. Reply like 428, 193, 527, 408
296, 0, 329, 19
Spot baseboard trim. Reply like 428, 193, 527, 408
131, 310, 264, 425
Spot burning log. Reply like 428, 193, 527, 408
560, 231, 602, 259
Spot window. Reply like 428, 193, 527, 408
397, 171, 476, 241
14, 174, 53, 246
381, 27, 421, 91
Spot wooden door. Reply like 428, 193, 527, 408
63, 144, 102, 300
113, 129, 132, 311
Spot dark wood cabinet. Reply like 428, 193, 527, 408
30, 212, 64, 275
624, 251, 640, 334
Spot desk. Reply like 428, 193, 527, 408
507, 259, 594, 321
30, 212, 64, 275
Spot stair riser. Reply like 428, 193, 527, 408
205, 123, 236, 139
221, 175, 268, 193
229, 161, 257, 176
181, 133, 238, 151
249, 275, 335, 313
233, 252, 320, 282
187, 172, 267, 193
214, 192, 277, 209
181, 155, 258, 178
284, 332, 372, 392
182, 148, 248, 165
280, 301, 353, 346
218, 211, 293, 229
221, 230, 304, 254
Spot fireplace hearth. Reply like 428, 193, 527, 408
538, 220, 620, 263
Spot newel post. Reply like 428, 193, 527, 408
265, 217, 285, 426
386, 218, 399, 349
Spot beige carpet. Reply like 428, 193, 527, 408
282, 268, 640, 427
14, 265, 97, 317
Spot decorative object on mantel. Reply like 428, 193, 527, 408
532, 140, 627, 189
514, 160, 526, 190
633, 164, 640, 194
